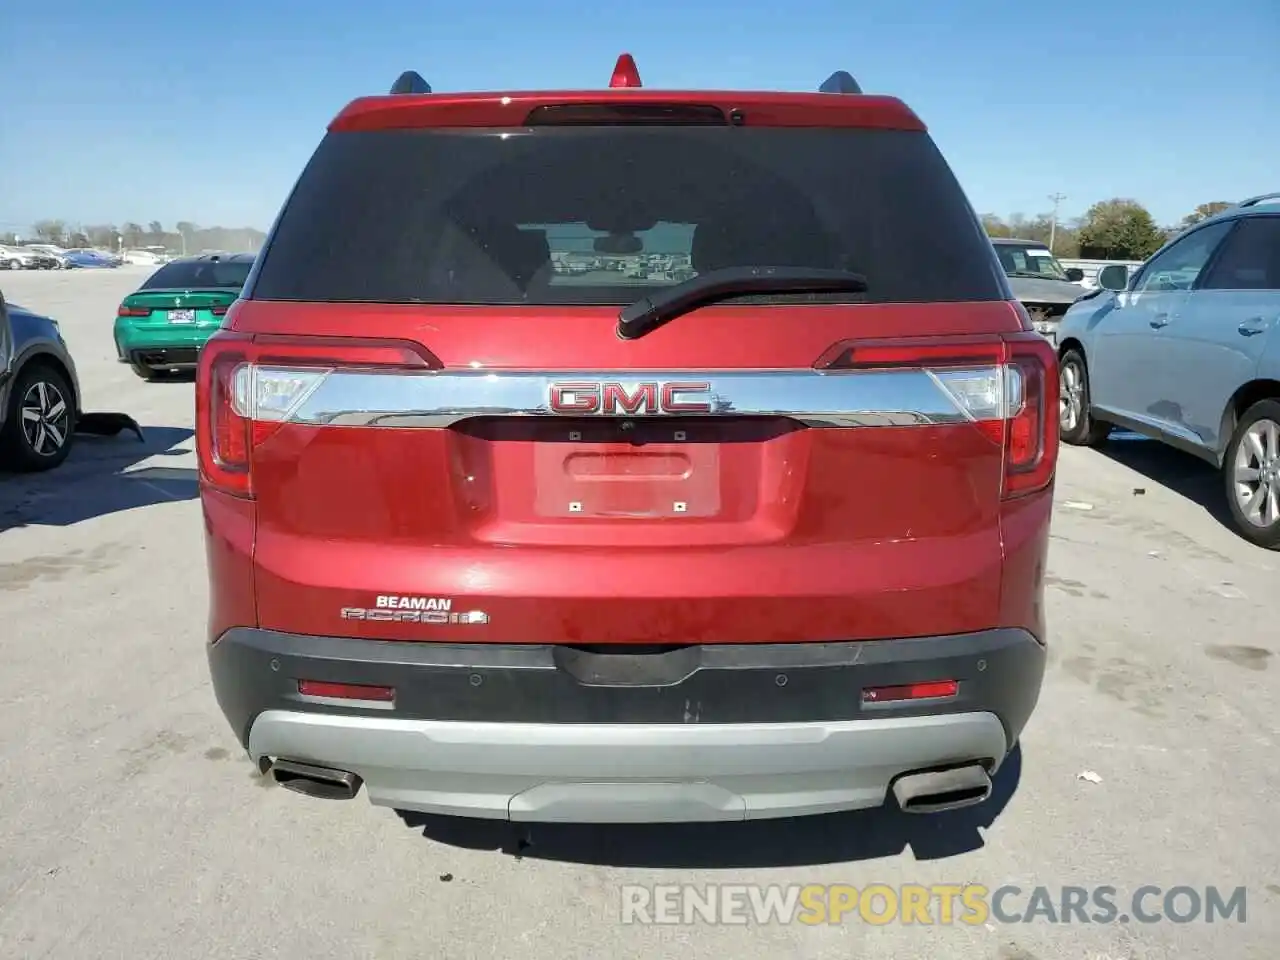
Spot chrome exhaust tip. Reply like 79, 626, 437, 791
891, 763, 992, 814
268, 759, 362, 800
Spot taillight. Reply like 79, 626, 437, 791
1001, 333, 1059, 499
195, 327, 439, 499
117, 304, 150, 317
210, 304, 229, 316
819, 336, 1008, 370
818, 330, 1059, 500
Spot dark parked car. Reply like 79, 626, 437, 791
992, 238, 1088, 343
0, 289, 82, 470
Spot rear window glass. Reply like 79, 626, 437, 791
142, 259, 253, 290
251, 126, 1003, 305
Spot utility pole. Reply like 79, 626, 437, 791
1048, 193, 1066, 253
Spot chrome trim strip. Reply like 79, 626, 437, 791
271, 368, 998, 429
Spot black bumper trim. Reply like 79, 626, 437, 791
130, 347, 200, 368
209, 628, 1046, 752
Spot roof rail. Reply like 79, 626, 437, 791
1237, 192, 1280, 208
819, 70, 862, 94
389, 70, 432, 95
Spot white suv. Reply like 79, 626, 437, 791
1, 245, 43, 270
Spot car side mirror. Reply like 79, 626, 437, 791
1064, 267, 1084, 282
1097, 264, 1129, 291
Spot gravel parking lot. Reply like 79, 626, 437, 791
2, 267, 1278, 960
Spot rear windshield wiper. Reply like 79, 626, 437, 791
1007, 270, 1063, 281
616, 266, 869, 340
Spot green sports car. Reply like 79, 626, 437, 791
113, 252, 254, 379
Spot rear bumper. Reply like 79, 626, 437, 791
209, 627, 1045, 822
113, 323, 216, 367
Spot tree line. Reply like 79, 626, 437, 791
2, 219, 266, 255
3, 198, 1236, 263
982, 200, 1234, 261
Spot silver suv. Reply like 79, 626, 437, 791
1055, 193, 1280, 548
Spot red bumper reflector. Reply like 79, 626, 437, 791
862, 680, 958, 703
298, 680, 395, 702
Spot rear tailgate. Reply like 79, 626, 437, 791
119, 289, 238, 326
203, 109, 1047, 645
223, 302, 1035, 644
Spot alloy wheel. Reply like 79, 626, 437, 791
1232, 417, 1280, 529
1060, 361, 1083, 433
19, 378, 70, 457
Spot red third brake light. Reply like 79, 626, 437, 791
819, 331, 1059, 500
195, 329, 440, 498
610, 53, 642, 88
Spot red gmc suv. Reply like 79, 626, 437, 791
198, 57, 1058, 824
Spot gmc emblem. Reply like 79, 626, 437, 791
547, 380, 714, 415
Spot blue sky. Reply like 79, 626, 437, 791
2, 0, 1276, 235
